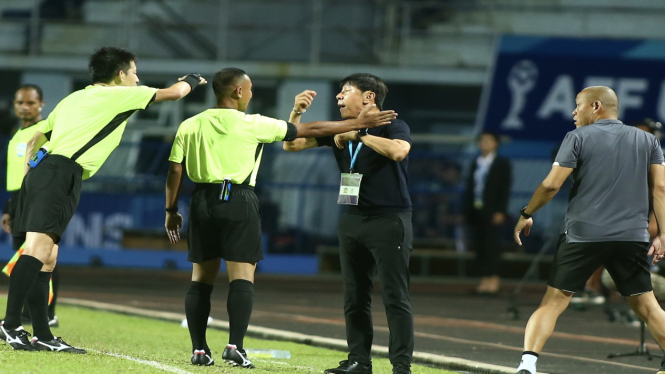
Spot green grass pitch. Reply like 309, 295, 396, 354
0, 297, 455, 373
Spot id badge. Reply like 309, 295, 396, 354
337, 173, 362, 205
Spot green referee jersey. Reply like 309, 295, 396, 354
169, 108, 289, 186
6, 122, 45, 191
38, 85, 158, 180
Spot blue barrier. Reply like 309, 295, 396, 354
0, 243, 319, 275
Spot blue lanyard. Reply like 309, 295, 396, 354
349, 141, 363, 173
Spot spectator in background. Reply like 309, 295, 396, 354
463, 132, 512, 294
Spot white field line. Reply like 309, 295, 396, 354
253, 358, 318, 372
90, 349, 195, 374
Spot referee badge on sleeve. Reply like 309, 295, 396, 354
337, 173, 362, 205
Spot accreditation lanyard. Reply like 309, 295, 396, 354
348, 141, 363, 174
338, 141, 363, 205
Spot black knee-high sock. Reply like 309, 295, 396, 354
26, 272, 53, 341
21, 303, 31, 321
48, 267, 59, 319
3, 256, 43, 329
185, 282, 213, 354
227, 279, 254, 349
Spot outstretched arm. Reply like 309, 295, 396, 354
293, 105, 396, 138
154, 74, 207, 103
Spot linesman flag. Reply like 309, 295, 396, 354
2, 243, 54, 304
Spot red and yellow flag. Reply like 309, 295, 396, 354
2, 247, 24, 276
3, 242, 54, 304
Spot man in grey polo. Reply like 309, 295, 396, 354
513, 86, 665, 374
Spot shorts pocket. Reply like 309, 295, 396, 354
214, 196, 249, 222
27, 164, 58, 192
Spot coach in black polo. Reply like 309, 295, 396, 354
514, 86, 665, 374
284, 73, 413, 374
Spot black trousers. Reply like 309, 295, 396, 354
338, 211, 414, 366
469, 210, 502, 277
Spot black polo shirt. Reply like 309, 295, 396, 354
316, 119, 412, 215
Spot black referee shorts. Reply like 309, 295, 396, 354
13, 155, 83, 244
187, 183, 262, 263
6, 190, 24, 251
548, 234, 652, 297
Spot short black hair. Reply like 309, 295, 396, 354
212, 68, 248, 100
16, 84, 43, 101
340, 73, 388, 110
88, 47, 137, 84
478, 131, 500, 143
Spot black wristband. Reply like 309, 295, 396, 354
165, 206, 178, 213
181, 73, 202, 91
519, 206, 533, 219
357, 128, 368, 141
283, 122, 298, 142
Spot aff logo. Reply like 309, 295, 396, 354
501, 59, 660, 129
537, 75, 650, 120
501, 60, 538, 130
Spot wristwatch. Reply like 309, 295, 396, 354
165, 206, 178, 213
357, 128, 368, 141
519, 206, 533, 219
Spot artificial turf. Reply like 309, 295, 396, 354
0, 298, 456, 374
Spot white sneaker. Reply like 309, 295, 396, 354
49, 316, 59, 327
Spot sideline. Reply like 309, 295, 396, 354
58, 297, 538, 374
89, 349, 196, 374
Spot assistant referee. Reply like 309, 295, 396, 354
513, 86, 665, 374
165, 67, 397, 368
3, 85, 61, 327
0, 46, 206, 354
3, 85, 46, 247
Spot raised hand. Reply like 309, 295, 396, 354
293, 90, 317, 114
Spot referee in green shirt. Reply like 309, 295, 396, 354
3, 85, 46, 249
3, 84, 61, 328
0, 46, 206, 354
165, 67, 396, 368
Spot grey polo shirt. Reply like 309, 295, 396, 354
554, 119, 664, 243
